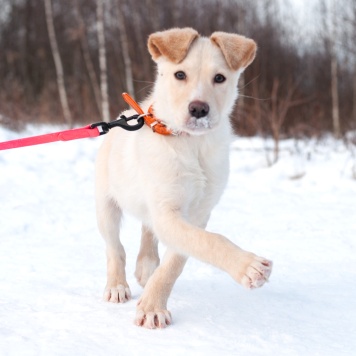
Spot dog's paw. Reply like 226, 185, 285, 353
135, 309, 172, 329
135, 257, 160, 288
103, 284, 132, 303
240, 256, 273, 289
134, 296, 171, 329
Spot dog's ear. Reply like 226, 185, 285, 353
210, 32, 257, 71
148, 28, 199, 63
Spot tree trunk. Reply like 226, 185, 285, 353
353, 71, 356, 129
74, 0, 102, 120
330, 0, 341, 138
252, 75, 262, 135
131, 4, 151, 86
271, 78, 280, 165
117, 0, 135, 95
237, 4, 246, 111
172, 0, 180, 25
331, 55, 341, 138
97, 0, 110, 122
44, 0, 72, 126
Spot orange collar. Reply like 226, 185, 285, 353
122, 93, 176, 136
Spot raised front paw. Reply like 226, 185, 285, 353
240, 256, 273, 289
103, 283, 131, 303
134, 298, 172, 329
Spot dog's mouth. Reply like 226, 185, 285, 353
182, 101, 215, 135
184, 116, 213, 134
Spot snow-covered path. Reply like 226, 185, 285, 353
0, 126, 355, 355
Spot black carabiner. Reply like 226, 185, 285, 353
90, 114, 145, 135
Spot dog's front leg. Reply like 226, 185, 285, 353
135, 249, 187, 329
96, 197, 131, 303
153, 212, 272, 290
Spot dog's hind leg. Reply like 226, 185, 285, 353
135, 225, 160, 287
96, 196, 131, 303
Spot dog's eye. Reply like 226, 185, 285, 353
174, 71, 187, 80
214, 74, 226, 84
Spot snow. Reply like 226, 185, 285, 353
0, 125, 355, 355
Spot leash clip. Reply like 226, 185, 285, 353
90, 114, 145, 135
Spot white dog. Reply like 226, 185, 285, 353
95, 28, 272, 329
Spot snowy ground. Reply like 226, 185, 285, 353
0, 125, 355, 356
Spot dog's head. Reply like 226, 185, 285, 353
148, 28, 256, 136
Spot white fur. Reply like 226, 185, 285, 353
95, 30, 272, 329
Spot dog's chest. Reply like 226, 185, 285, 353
169, 142, 229, 215
181, 155, 209, 201
109, 131, 230, 224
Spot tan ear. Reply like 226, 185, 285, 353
210, 32, 257, 71
148, 27, 199, 63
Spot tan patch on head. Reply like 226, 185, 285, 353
148, 27, 199, 63
210, 32, 257, 70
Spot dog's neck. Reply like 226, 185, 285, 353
148, 104, 188, 137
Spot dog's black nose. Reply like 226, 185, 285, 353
189, 101, 210, 118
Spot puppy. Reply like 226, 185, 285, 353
95, 28, 272, 329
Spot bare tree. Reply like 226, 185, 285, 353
338, 0, 356, 131
72, 0, 102, 119
321, 0, 341, 138
265, 78, 311, 165
130, 2, 151, 85
330, 0, 341, 138
353, 71, 356, 127
351, 2, 356, 128
236, 1, 246, 112
44, 0, 72, 126
116, 0, 134, 95
97, 0, 110, 122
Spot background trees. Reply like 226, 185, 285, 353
0, 0, 355, 138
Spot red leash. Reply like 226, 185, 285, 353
0, 125, 101, 150
0, 93, 177, 151
0, 94, 146, 151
